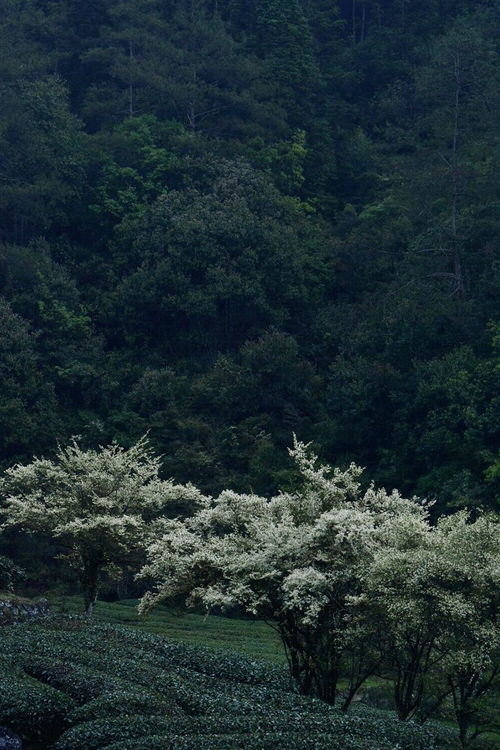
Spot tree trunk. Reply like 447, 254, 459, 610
278, 618, 342, 706
450, 48, 463, 295
457, 714, 470, 748
341, 668, 375, 712
128, 41, 134, 117
360, 1, 366, 42
316, 665, 340, 705
80, 560, 100, 616
451, 680, 474, 749
394, 658, 424, 720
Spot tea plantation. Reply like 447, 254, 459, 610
0, 617, 455, 750
49, 596, 285, 663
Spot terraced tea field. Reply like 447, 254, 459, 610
0, 616, 454, 750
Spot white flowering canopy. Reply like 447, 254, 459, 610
0, 436, 203, 577
365, 506, 500, 722
368, 510, 500, 644
140, 438, 429, 634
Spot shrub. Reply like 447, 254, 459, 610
23, 660, 121, 702
54, 716, 175, 750
0, 554, 25, 592
0, 672, 74, 745
67, 689, 182, 722
0, 617, 455, 750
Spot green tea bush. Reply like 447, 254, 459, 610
54, 716, 175, 750
102, 733, 393, 750
82, 621, 289, 688
24, 660, 115, 702
102, 727, 454, 750
0, 672, 74, 744
0, 617, 455, 750
67, 689, 182, 722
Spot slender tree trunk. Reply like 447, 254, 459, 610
394, 652, 424, 720
187, 65, 198, 132
450, 677, 476, 748
316, 661, 340, 705
450, 49, 463, 294
341, 664, 379, 712
128, 40, 135, 117
360, 1, 366, 43
453, 686, 473, 749
457, 715, 469, 748
116, 568, 129, 601
80, 559, 100, 616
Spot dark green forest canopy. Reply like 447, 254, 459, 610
0, 0, 499, 511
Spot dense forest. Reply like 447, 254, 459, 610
1, 0, 499, 516
0, 3, 499, 748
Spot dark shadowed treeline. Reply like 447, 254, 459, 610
0, 0, 498, 513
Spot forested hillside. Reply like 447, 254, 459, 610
1, 0, 499, 512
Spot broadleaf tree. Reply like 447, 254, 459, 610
139, 437, 430, 705
0, 436, 202, 614
366, 510, 500, 729
430, 514, 500, 746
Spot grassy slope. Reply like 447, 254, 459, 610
50, 595, 286, 663
50, 597, 384, 691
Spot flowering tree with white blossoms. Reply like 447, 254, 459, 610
0, 437, 202, 614
432, 514, 499, 747
366, 510, 500, 734
365, 512, 449, 721
140, 438, 429, 705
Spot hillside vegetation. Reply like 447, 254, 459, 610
0, 1, 498, 747
0, 616, 454, 750
51, 596, 285, 662
0, 0, 498, 520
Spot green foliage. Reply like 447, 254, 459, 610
50, 595, 286, 662
112, 158, 332, 357
0, 553, 25, 591
139, 440, 433, 705
0, 0, 498, 571
0, 76, 85, 244
0, 437, 203, 613
254, 0, 319, 114
0, 1, 497, 743
0, 617, 453, 750
0, 294, 65, 469
67, 690, 178, 722
0, 665, 74, 745
54, 717, 170, 750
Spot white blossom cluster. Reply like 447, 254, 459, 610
0, 436, 203, 607
1, 434, 498, 724
138, 437, 499, 721
139, 437, 429, 632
